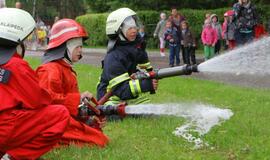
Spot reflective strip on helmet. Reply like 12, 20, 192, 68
107, 73, 130, 91
138, 62, 152, 70
129, 79, 141, 97
50, 26, 78, 40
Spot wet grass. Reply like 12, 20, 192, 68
25, 57, 270, 160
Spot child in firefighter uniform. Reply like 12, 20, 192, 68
0, 8, 70, 160
97, 8, 158, 105
36, 19, 109, 147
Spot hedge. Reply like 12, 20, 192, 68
76, 6, 270, 49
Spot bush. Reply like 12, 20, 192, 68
76, 13, 109, 47
76, 6, 270, 49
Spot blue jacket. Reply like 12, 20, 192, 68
164, 27, 181, 46
97, 37, 154, 101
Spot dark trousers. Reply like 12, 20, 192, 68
235, 31, 254, 46
215, 40, 221, 54
169, 44, 180, 66
183, 46, 196, 65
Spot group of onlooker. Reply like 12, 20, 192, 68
154, 7, 197, 67
154, 0, 268, 66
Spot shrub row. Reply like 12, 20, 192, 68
76, 6, 270, 49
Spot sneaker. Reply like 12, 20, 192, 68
160, 52, 165, 57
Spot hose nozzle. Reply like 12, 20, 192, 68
187, 64, 198, 72
88, 103, 127, 118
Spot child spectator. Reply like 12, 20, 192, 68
180, 21, 197, 65
154, 12, 167, 57
210, 14, 222, 54
37, 26, 47, 49
164, 20, 181, 67
201, 19, 218, 60
222, 12, 229, 50
138, 26, 147, 51
203, 12, 211, 28
224, 10, 237, 50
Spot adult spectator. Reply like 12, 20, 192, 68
154, 12, 167, 57
168, 7, 186, 30
233, 0, 258, 45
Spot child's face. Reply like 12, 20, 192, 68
205, 13, 211, 19
212, 17, 217, 23
139, 28, 144, 33
229, 16, 233, 21
126, 27, 138, 41
181, 23, 187, 29
160, 13, 166, 20
166, 22, 172, 28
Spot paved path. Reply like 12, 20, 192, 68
25, 49, 269, 89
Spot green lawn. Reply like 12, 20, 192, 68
26, 57, 270, 160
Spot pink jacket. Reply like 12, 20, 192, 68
201, 26, 218, 46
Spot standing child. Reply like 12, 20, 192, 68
164, 20, 181, 67
222, 12, 229, 50
211, 14, 222, 54
201, 19, 218, 60
203, 12, 211, 28
180, 21, 197, 65
154, 12, 167, 56
224, 10, 237, 50
138, 26, 147, 51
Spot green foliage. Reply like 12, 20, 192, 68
76, 8, 229, 48
76, 13, 108, 47
77, 6, 270, 49
86, 0, 270, 13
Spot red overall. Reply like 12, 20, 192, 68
36, 59, 109, 147
0, 54, 70, 160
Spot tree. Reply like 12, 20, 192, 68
6, 0, 86, 24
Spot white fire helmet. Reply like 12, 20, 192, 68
106, 8, 138, 38
0, 8, 35, 65
0, 8, 35, 45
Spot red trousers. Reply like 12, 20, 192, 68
0, 105, 69, 160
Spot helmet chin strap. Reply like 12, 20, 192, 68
119, 30, 129, 41
16, 43, 25, 58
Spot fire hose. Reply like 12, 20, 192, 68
79, 64, 198, 118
